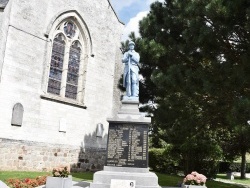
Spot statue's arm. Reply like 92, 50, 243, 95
122, 52, 128, 63
131, 52, 140, 64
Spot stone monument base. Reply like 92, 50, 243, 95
89, 166, 160, 188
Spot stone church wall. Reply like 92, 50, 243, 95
0, 138, 106, 172
0, 0, 12, 82
0, 0, 124, 171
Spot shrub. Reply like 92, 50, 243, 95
218, 162, 250, 173
149, 147, 179, 174
7, 176, 47, 188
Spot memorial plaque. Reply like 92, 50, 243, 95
106, 123, 148, 168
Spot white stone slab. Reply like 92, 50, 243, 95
90, 167, 160, 188
0, 180, 9, 188
111, 179, 135, 188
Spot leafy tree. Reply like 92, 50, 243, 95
122, 0, 250, 178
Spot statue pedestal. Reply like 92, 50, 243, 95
89, 99, 160, 188
90, 166, 159, 188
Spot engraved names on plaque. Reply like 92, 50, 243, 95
106, 123, 148, 168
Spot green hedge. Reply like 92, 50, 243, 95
149, 147, 219, 178
148, 147, 179, 174
218, 162, 250, 173
149, 148, 250, 177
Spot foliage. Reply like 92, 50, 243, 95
122, 0, 250, 179
183, 171, 207, 186
218, 162, 231, 173
228, 163, 250, 173
149, 146, 179, 173
52, 166, 70, 178
6, 176, 47, 188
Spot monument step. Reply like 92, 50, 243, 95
90, 182, 161, 188
91, 170, 159, 187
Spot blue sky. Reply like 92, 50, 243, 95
109, 0, 164, 40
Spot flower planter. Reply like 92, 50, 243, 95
46, 176, 72, 188
182, 184, 207, 188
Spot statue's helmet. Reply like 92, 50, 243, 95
128, 41, 135, 46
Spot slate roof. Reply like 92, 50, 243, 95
0, 0, 9, 9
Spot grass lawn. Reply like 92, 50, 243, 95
216, 174, 250, 187
0, 171, 50, 183
0, 171, 94, 183
205, 180, 246, 188
156, 172, 246, 188
0, 171, 248, 188
156, 172, 183, 186
69, 171, 94, 182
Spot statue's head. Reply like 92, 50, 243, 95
129, 41, 135, 46
128, 41, 135, 50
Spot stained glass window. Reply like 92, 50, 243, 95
48, 34, 65, 95
47, 19, 86, 102
64, 21, 76, 38
65, 41, 81, 99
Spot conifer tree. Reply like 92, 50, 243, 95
129, 0, 250, 178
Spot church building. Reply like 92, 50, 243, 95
0, 0, 124, 171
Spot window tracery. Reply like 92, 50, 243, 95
47, 19, 84, 102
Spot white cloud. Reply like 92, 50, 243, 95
121, 11, 148, 41
111, 0, 166, 41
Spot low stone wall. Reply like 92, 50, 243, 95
0, 138, 106, 172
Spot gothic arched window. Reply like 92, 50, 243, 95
66, 41, 81, 99
47, 20, 85, 101
48, 34, 65, 95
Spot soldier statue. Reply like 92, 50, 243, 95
122, 41, 140, 98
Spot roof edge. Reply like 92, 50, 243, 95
107, 0, 125, 25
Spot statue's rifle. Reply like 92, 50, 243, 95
128, 52, 131, 96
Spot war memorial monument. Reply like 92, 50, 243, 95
90, 41, 160, 188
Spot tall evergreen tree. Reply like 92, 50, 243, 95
130, 0, 250, 178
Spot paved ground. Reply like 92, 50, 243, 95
33, 173, 250, 188
36, 181, 91, 188
35, 181, 177, 188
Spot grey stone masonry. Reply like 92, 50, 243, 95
0, 138, 106, 172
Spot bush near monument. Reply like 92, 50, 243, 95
52, 166, 70, 178
149, 147, 179, 174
